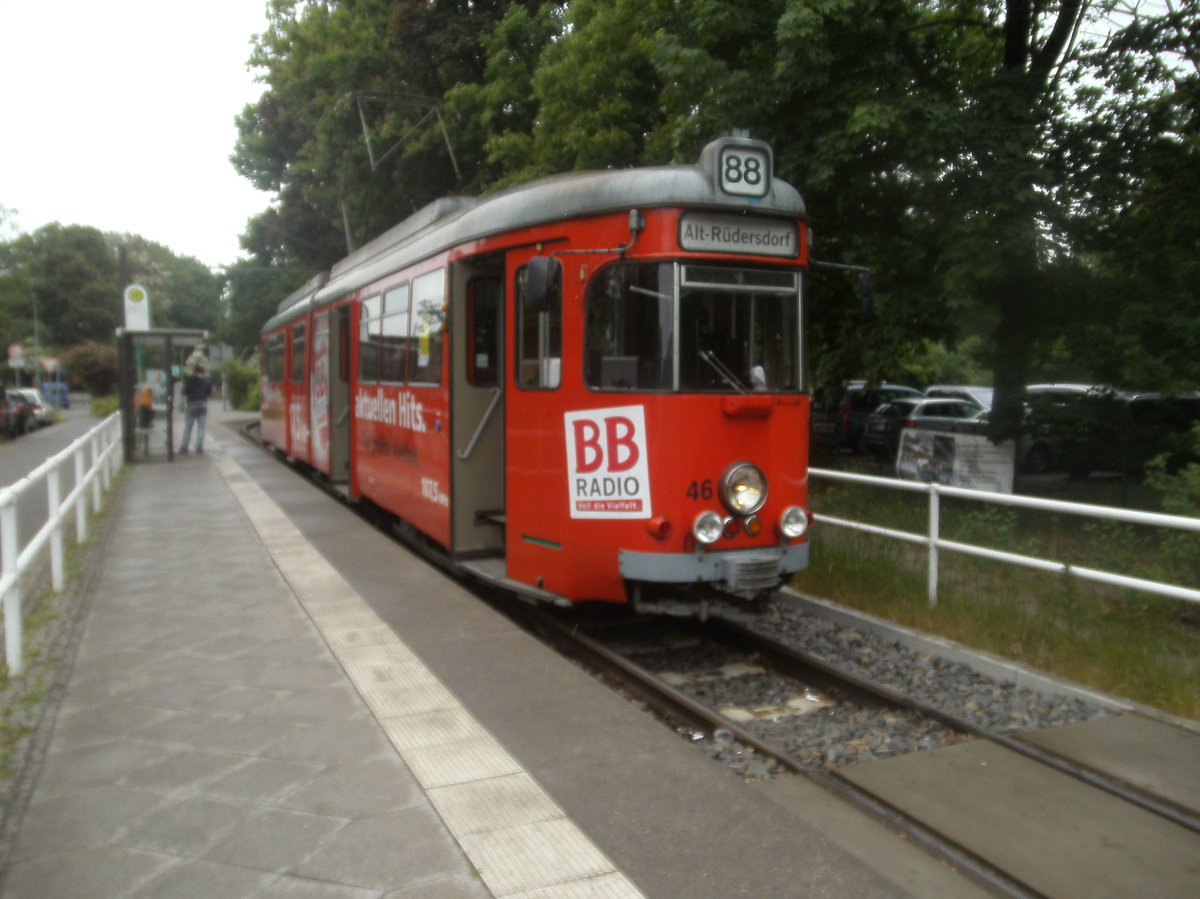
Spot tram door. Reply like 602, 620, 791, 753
450, 259, 506, 560
327, 305, 352, 486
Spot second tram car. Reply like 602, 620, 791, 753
260, 136, 812, 613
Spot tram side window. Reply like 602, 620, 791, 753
515, 262, 561, 390
263, 333, 286, 382
584, 262, 674, 390
380, 284, 410, 383
410, 268, 446, 385
358, 295, 382, 383
290, 324, 306, 382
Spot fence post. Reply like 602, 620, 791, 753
90, 436, 102, 513
99, 429, 112, 491
74, 447, 88, 543
47, 467, 64, 592
2, 501, 23, 675
928, 485, 940, 607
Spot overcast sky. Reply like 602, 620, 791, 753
0, 0, 271, 269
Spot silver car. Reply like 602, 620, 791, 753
14, 388, 53, 428
864, 397, 984, 460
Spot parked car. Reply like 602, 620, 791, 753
12, 388, 52, 429
970, 384, 1129, 475
1021, 384, 1122, 475
924, 384, 993, 410
864, 397, 983, 460
4, 389, 30, 437
0, 394, 13, 438
41, 381, 71, 409
1077, 391, 1200, 475
835, 382, 924, 451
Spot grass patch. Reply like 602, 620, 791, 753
796, 479, 1200, 720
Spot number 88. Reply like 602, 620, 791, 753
724, 154, 762, 185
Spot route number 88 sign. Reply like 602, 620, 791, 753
718, 144, 771, 198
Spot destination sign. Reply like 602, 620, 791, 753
678, 213, 799, 258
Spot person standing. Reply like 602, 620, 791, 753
178, 362, 213, 453
137, 383, 155, 428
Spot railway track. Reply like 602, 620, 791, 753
513, 605, 1200, 899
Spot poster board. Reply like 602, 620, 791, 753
896, 430, 1015, 493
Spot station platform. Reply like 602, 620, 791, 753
0, 411, 988, 897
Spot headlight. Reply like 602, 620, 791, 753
692, 511, 723, 545
720, 462, 767, 515
780, 505, 809, 539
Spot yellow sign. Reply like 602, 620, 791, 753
124, 283, 151, 329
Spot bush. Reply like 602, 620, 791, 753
89, 394, 119, 417
1146, 424, 1200, 584
221, 357, 260, 411
61, 340, 118, 396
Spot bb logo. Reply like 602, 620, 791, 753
564, 406, 652, 519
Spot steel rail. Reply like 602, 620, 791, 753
517, 606, 1048, 899
708, 616, 1200, 836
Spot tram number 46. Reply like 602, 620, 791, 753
686, 480, 715, 501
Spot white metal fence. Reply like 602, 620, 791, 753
809, 467, 1200, 607
0, 414, 122, 675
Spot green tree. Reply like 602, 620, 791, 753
6, 224, 119, 348
1049, 2, 1200, 390
0, 224, 226, 369
233, 0, 540, 268
444, 2, 564, 189
111, 234, 224, 332
219, 258, 307, 354
234, 0, 1197, 418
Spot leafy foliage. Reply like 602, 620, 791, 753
60, 340, 118, 396
0, 223, 224, 386
221, 356, 262, 411
1, 3, 1191, 404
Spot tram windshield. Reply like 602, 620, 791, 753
584, 261, 801, 392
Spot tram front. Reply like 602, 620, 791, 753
504, 137, 812, 613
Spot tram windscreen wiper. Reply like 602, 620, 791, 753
699, 349, 748, 394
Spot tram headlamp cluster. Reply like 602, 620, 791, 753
779, 505, 810, 539
720, 462, 767, 515
693, 465, 809, 546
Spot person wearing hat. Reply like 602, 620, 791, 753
178, 361, 213, 453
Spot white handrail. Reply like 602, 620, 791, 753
0, 414, 122, 674
809, 466, 1200, 607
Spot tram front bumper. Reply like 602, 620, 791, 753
619, 542, 808, 597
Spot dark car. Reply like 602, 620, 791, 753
966, 384, 1121, 475
4, 389, 30, 437
864, 397, 983, 460
835, 382, 924, 451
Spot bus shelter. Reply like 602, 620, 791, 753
117, 328, 208, 464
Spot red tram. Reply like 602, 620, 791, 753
260, 136, 812, 613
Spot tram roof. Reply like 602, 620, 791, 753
265, 137, 807, 331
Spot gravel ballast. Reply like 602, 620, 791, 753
619, 597, 1113, 778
